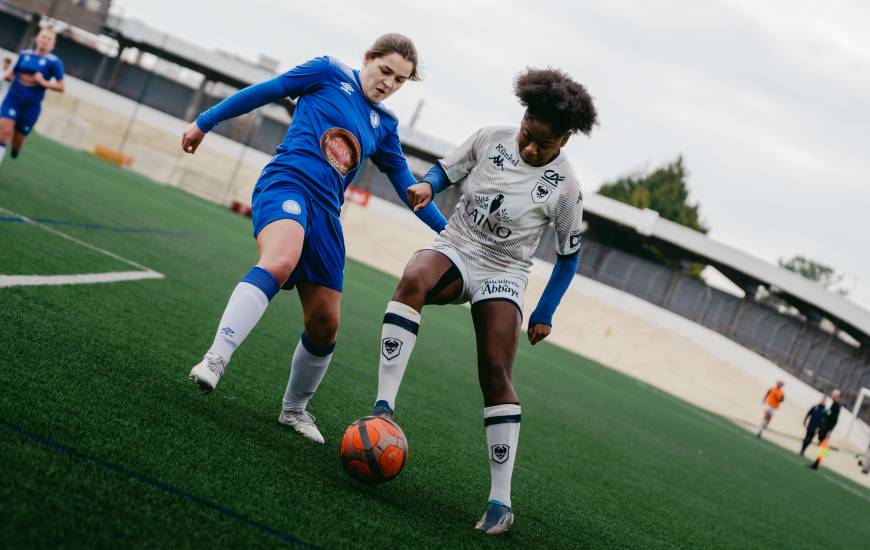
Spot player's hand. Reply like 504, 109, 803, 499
182, 123, 205, 154
527, 323, 551, 345
33, 72, 47, 87
407, 182, 433, 211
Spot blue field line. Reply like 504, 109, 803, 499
0, 216, 204, 237
0, 419, 316, 548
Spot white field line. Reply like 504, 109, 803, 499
0, 271, 164, 288
0, 206, 165, 287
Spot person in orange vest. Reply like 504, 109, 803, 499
756, 380, 785, 438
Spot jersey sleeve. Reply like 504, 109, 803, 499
437, 128, 487, 184
553, 177, 584, 257
51, 57, 64, 80
370, 123, 408, 174
275, 56, 332, 99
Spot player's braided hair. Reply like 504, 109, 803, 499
365, 33, 422, 81
514, 68, 598, 135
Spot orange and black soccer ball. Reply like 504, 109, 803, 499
339, 416, 408, 485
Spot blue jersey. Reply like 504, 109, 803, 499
8, 49, 64, 102
199, 56, 410, 215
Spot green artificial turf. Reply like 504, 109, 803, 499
1, 134, 868, 549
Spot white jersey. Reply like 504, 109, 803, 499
437, 126, 583, 275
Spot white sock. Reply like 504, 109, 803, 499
757, 418, 769, 434
375, 301, 421, 410
0, 144, 6, 167
207, 267, 280, 362
283, 333, 334, 412
484, 404, 522, 508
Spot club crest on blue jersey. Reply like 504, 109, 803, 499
282, 200, 301, 215
382, 337, 402, 360
370, 110, 380, 128
319, 127, 361, 176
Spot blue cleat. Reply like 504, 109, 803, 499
371, 400, 394, 420
475, 500, 514, 535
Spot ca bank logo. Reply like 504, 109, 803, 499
282, 200, 301, 215
340, 82, 354, 94
370, 110, 380, 128
39, 58, 46, 66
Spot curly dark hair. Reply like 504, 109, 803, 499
514, 68, 598, 135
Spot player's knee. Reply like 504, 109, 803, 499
304, 309, 340, 346
394, 270, 428, 302
479, 360, 512, 392
258, 254, 297, 284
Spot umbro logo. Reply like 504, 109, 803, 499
220, 326, 235, 337
339, 82, 354, 94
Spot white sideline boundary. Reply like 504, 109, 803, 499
0, 271, 164, 288
0, 206, 165, 287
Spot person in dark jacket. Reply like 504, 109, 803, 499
809, 389, 841, 470
800, 397, 827, 455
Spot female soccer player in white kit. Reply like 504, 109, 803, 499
370, 68, 598, 534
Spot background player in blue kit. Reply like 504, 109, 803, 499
0, 28, 64, 168
182, 33, 448, 444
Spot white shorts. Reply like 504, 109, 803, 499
764, 406, 776, 417
424, 240, 526, 314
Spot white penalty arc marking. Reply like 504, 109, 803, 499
0, 206, 165, 288
0, 271, 164, 288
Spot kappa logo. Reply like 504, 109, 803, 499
382, 337, 403, 360
488, 154, 505, 170
282, 200, 301, 215
531, 183, 552, 204
538, 169, 566, 188
370, 110, 380, 128
339, 82, 354, 94
491, 444, 510, 464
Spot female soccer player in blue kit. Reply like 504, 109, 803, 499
0, 28, 64, 167
182, 34, 448, 444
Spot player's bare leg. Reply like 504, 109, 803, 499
279, 282, 342, 444
472, 300, 522, 535
0, 118, 13, 167
373, 251, 462, 417
10, 131, 26, 158
189, 219, 303, 392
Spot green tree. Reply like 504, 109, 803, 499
589, 156, 708, 275
779, 255, 848, 295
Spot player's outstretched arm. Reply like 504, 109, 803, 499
386, 168, 448, 233
184, 77, 289, 154
528, 251, 581, 345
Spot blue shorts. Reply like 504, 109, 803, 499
252, 179, 345, 293
0, 93, 41, 136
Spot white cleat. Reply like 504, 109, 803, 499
188, 353, 226, 393
278, 409, 325, 444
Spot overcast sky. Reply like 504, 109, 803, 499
113, 0, 870, 308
